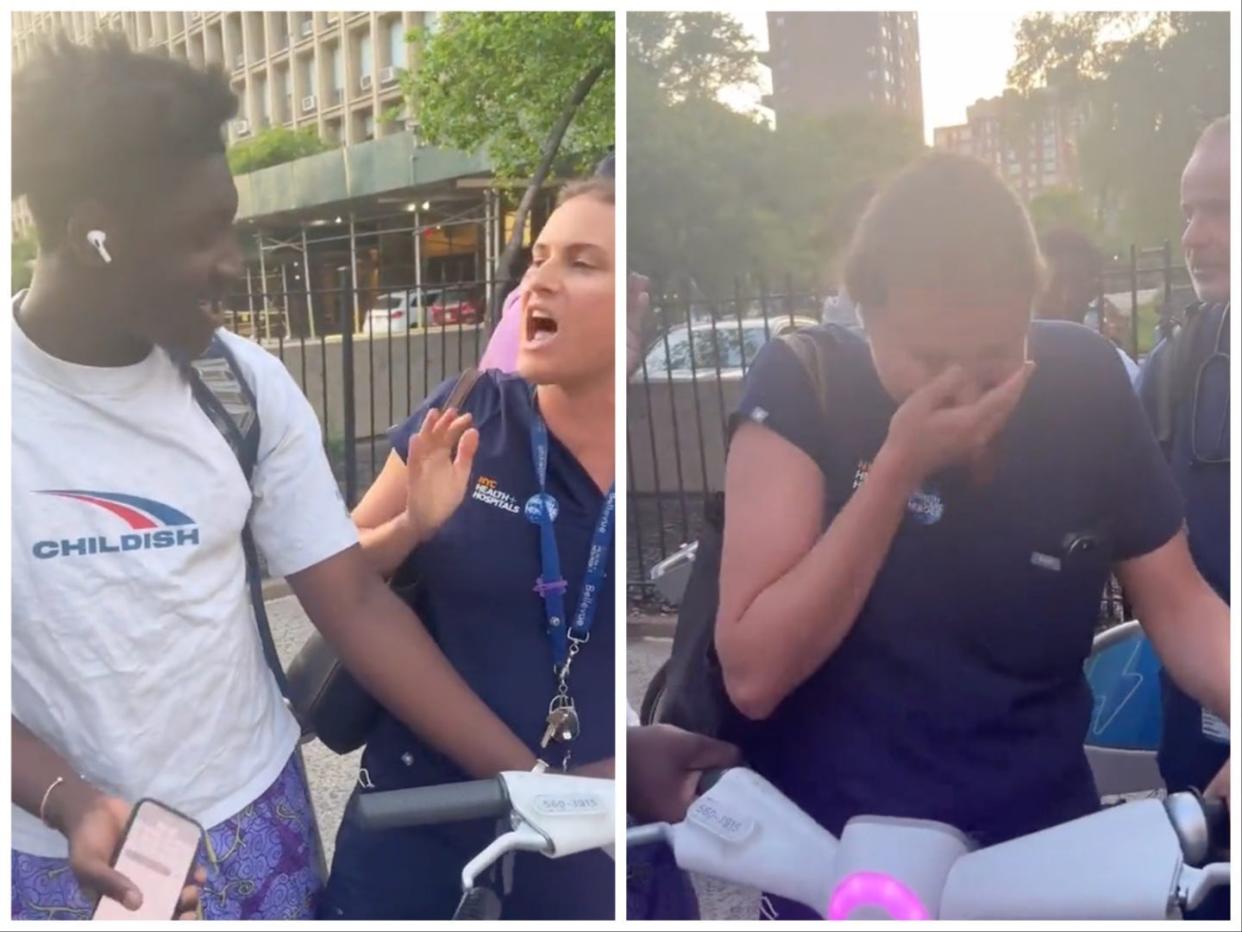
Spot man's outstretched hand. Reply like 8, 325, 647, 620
628, 724, 742, 825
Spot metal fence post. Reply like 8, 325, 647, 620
339, 267, 358, 508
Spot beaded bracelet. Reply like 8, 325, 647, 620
38, 776, 66, 828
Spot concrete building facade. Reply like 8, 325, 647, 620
763, 11, 923, 132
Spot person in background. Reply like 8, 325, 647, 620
480, 150, 615, 374
1137, 115, 1231, 921
1036, 226, 1140, 383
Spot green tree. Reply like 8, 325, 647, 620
227, 126, 331, 176
406, 12, 614, 323
1027, 187, 1098, 238
628, 11, 758, 104
12, 229, 37, 291
1008, 12, 1229, 248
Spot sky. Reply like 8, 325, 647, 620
722, 9, 1030, 144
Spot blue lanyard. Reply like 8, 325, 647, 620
529, 407, 615, 672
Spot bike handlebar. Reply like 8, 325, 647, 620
353, 778, 510, 830
690, 768, 1229, 862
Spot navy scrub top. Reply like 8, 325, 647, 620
731, 321, 1183, 849
355, 370, 614, 916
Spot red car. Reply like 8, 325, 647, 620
429, 288, 482, 326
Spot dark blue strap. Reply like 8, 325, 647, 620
183, 335, 292, 704
529, 404, 615, 672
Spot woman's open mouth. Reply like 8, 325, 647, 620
525, 308, 560, 347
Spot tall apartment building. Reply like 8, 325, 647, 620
12, 10, 428, 149
933, 90, 1085, 202
763, 11, 923, 132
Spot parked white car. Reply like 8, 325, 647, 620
364, 289, 437, 333
635, 315, 819, 382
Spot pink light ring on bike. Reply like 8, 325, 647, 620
827, 871, 930, 920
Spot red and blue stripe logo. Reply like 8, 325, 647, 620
37, 490, 195, 529
33, 491, 200, 560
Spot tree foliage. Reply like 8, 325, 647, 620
628, 11, 758, 104
226, 126, 331, 176
408, 12, 614, 181
1008, 12, 1229, 248
630, 13, 924, 297
1027, 187, 1099, 239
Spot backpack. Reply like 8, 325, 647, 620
657, 329, 855, 739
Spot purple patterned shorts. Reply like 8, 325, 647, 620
11, 753, 323, 921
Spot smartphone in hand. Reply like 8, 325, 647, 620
92, 799, 204, 920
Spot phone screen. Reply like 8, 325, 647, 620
92, 800, 203, 921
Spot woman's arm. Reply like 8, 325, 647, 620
352, 452, 419, 578
1118, 532, 1230, 726
716, 425, 914, 720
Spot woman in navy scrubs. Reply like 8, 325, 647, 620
715, 154, 1231, 919
321, 179, 616, 919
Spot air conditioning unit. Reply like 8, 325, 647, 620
360, 73, 373, 91
379, 66, 398, 85
233, 119, 251, 136
302, 95, 318, 113
299, 18, 313, 38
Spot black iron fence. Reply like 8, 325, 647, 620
628, 247, 1192, 619
219, 273, 504, 506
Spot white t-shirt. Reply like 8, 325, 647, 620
11, 305, 359, 857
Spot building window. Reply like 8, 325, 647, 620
275, 66, 290, 121
387, 16, 405, 68
330, 43, 344, 104
358, 30, 372, 84
299, 54, 315, 99
255, 71, 269, 125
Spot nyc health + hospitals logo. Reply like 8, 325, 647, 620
32, 490, 201, 560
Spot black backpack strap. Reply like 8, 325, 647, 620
1151, 302, 1208, 452
184, 334, 291, 702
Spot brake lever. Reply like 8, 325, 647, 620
460, 822, 552, 893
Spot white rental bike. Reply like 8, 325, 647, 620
354, 770, 616, 920
626, 767, 1231, 920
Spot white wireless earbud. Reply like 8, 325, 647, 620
86, 229, 112, 265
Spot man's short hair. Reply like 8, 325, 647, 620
843, 152, 1045, 314
1196, 114, 1230, 151
12, 31, 237, 249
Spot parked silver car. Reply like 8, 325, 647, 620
634, 315, 820, 382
